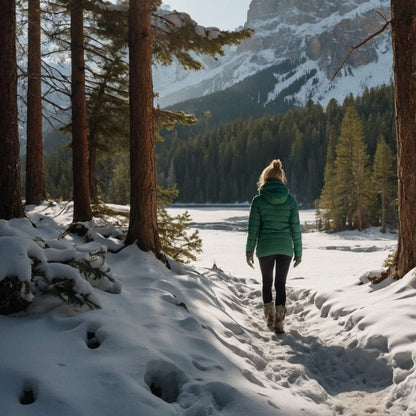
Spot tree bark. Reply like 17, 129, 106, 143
0, 0, 24, 219
71, 0, 92, 222
391, 1, 416, 278
26, 0, 46, 205
125, 0, 161, 257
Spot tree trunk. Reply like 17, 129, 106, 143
71, 0, 92, 222
0, 0, 24, 219
125, 0, 161, 257
26, 0, 46, 205
390, 1, 416, 278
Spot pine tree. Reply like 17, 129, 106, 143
71, 0, 92, 222
157, 186, 202, 263
319, 107, 370, 231
371, 138, 397, 233
390, 0, 416, 278
41, 0, 251, 218
124, 0, 161, 257
318, 144, 342, 231
0, 0, 24, 219
26, 0, 47, 205
336, 106, 370, 230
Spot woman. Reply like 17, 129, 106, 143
246, 159, 302, 333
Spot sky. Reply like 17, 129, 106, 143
162, 0, 251, 30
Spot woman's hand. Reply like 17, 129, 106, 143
293, 257, 302, 267
246, 251, 255, 268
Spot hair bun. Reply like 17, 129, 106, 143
273, 159, 282, 169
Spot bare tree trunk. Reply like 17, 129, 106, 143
125, 0, 161, 258
390, 1, 416, 278
71, 0, 92, 222
26, 0, 46, 205
0, 0, 24, 219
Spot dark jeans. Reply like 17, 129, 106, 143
258, 254, 292, 306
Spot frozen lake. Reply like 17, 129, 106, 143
167, 206, 397, 291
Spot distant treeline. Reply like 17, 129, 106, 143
42, 84, 395, 209
156, 84, 395, 207
167, 58, 317, 134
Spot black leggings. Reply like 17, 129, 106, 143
258, 254, 292, 306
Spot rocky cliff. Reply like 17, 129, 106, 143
245, 0, 390, 77
153, 0, 392, 109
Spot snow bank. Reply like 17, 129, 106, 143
1, 203, 416, 415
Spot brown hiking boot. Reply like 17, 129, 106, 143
263, 302, 275, 327
275, 305, 287, 334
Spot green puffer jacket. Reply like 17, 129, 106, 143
246, 179, 302, 258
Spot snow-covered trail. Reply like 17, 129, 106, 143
171, 207, 400, 415
283, 290, 392, 416
3, 203, 411, 416
198, 266, 393, 416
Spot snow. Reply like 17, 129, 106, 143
1, 202, 416, 415
153, 0, 392, 109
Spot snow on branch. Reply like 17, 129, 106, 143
0, 217, 121, 315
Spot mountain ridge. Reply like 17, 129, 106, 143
153, 0, 392, 110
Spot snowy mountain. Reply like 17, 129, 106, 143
153, 0, 392, 109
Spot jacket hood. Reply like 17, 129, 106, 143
260, 179, 289, 205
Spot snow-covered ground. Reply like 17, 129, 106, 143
1, 202, 415, 415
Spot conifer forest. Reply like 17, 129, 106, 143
44, 84, 396, 233
156, 86, 395, 208
2, 0, 402, 246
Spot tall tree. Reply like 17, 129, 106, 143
317, 162, 338, 229
318, 127, 340, 229
335, 107, 370, 230
390, 1, 416, 278
43, 0, 248, 209
0, 0, 24, 219
371, 137, 396, 233
71, 0, 92, 222
125, 0, 161, 256
26, 0, 47, 205
318, 107, 370, 231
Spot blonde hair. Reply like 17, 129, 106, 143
257, 159, 287, 192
